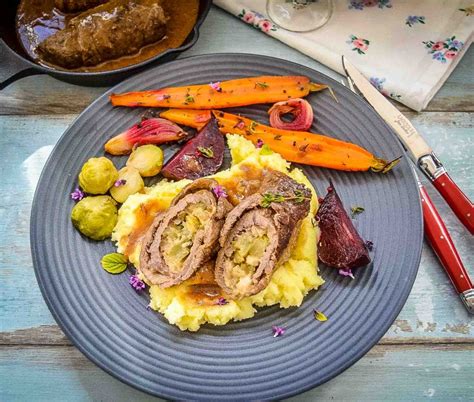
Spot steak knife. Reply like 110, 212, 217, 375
413, 166, 473, 314
341, 56, 473, 313
342, 56, 474, 235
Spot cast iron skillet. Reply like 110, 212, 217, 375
0, 0, 212, 89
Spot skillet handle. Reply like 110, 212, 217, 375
0, 67, 46, 90
0, 39, 46, 90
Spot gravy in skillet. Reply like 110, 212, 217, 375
16, 0, 199, 72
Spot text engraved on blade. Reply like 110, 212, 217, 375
393, 115, 417, 138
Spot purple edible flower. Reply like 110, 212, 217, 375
272, 325, 286, 337
114, 179, 127, 187
70, 187, 85, 201
338, 268, 355, 279
212, 185, 228, 199
216, 297, 228, 306
256, 139, 264, 148
209, 81, 222, 92
129, 274, 146, 292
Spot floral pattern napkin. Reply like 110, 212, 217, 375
214, 0, 473, 111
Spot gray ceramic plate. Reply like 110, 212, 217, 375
31, 54, 422, 400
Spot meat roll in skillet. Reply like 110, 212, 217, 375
38, 0, 168, 68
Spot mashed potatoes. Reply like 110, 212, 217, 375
112, 135, 324, 331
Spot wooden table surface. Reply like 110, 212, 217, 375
0, 6, 473, 402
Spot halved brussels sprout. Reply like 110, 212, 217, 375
109, 166, 144, 203
71, 195, 118, 240
126, 145, 164, 177
78, 157, 118, 194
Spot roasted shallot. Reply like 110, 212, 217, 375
268, 98, 313, 131
104, 118, 188, 155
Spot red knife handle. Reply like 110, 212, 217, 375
432, 172, 474, 235
419, 185, 473, 293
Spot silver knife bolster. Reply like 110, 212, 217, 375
460, 289, 474, 315
418, 152, 446, 181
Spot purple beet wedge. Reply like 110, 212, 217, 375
316, 183, 370, 269
161, 117, 225, 180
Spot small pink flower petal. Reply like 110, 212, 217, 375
338, 268, 355, 279
272, 325, 286, 337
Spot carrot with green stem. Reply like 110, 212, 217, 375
159, 108, 400, 173
110, 76, 328, 109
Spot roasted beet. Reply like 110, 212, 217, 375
161, 117, 225, 180
316, 183, 370, 269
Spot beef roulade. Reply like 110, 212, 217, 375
139, 178, 233, 288
215, 171, 311, 299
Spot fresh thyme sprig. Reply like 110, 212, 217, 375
260, 189, 310, 208
255, 82, 269, 89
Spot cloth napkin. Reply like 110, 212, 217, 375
214, 0, 473, 111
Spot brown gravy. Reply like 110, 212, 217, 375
124, 199, 164, 257
220, 165, 269, 206
182, 262, 227, 306
126, 199, 228, 306
16, 0, 199, 72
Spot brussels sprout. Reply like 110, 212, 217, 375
126, 145, 164, 177
71, 195, 118, 240
78, 157, 118, 194
109, 166, 144, 203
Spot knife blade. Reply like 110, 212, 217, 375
341, 56, 474, 234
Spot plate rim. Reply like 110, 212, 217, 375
30, 52, 423, 400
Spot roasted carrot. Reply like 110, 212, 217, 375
110, 76, 327, 109
160, 109, 211, 130
159, 108, 399, 172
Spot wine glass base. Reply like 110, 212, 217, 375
266, 0, 333, 32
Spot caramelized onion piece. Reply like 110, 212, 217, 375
104, 118, 188, 155
268, 98, 313, 131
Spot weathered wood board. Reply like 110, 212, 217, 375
1, 345, 472, 401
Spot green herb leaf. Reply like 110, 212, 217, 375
101, 253, 128, 274
314, 310, 328, 322
197, 146, 214, 158
184, 94, 195, 104
260, 144, 274, 155
249, 121, 258, 133
261, 192, 286, 208
294, 189, 307, 204
351, 206, 365, 218
260, 190, 311, 207
255, 82, 269, 89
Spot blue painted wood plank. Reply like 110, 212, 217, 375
0, 116, 70, 331
1, 345, 472, 401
